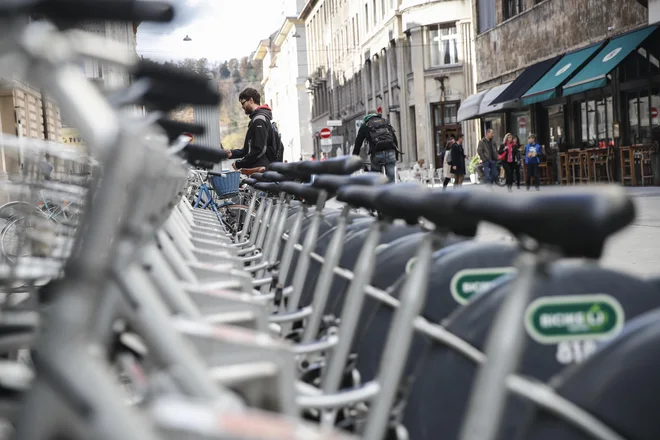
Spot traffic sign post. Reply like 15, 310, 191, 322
320, 127, 332, 139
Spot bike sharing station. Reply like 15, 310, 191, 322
0, 2, 659, 440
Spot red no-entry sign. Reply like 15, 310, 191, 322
652, 108, 658, 119
320, 127, 332, 139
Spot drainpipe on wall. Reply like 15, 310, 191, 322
396, 36, 410, 165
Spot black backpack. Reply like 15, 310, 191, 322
254, 115, 285, 163
365, 116, 396, 154
270, 122, 285, 163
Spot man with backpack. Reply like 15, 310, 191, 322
227, 87, 284, 169
352, 109, 400, 182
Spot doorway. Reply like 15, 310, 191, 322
432, 101, 461, 169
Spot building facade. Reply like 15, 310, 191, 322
77, 20, 137, 90
296, 0, 478, 169
459, 0, 652, 170
52, 20, 140, 154
255, 16, 314, 162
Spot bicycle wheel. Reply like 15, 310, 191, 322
0, 217, 31, 263
0, 212, 53, 263
0, 202, 42, 222
218, 204, 249, 235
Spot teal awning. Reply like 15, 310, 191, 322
563, 25, 658, 97
521, 43, 604, 105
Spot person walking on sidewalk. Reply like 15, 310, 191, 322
498, 133, 519, 192
450, 134, 466, 188
477, 129, 498, 187
524, 133, 542, 191
352, 109, 400, 183
512, 135, 522, 189
442, 141, 455, 190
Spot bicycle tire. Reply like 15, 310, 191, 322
218, 204, 249, 234
0, 202, 42, 221
0, 213, 56, 263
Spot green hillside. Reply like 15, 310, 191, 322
148, 56, 264, 150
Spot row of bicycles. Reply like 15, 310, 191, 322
0, 1, 657, 440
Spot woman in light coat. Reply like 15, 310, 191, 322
442, 143, 455, 190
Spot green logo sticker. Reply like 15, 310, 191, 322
375, 243, 391, 255
450, 267, 516, 305
405, 257, 418, 275
525, 294, 625, 344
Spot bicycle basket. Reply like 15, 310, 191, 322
210, 171, 240, 198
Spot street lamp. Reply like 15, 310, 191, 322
183, 35, 192, 41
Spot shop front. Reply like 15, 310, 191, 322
431, 100, 460, 169
469, 24, 660, 186
457, 82, 516, 148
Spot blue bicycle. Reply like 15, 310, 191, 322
187, 169, 249, 234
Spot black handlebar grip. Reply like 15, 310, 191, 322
183, 144, 229, 165
30, 0, 174, 23
157, 119, 206, 142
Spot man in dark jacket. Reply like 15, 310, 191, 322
352, 109, 399, 182
227, 88, 273, 170
477, 128, 498, 186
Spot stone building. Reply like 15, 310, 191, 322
296, 0, 478, 170
459, 0, 652, 163
254, 3, 314, 162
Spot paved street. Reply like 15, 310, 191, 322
330, 183, 660, 279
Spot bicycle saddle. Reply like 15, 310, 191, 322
240, 167, 266, 177
267, 162, 310, 181
336, 185, 391, 212
0, 0, 174, 23
253, 182, 280, 195
156, 119, 205, 143
312, 172, 389, 194
457, 185, 635, 259
182, 144, 228, 164
261, 171, 292, 183
250, 172, 265, 181
410, 189, 479, 238
243, 178, 257, 187
373, 183, 430, 224
297, 156, 363, 176
278, 182, 321, 205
